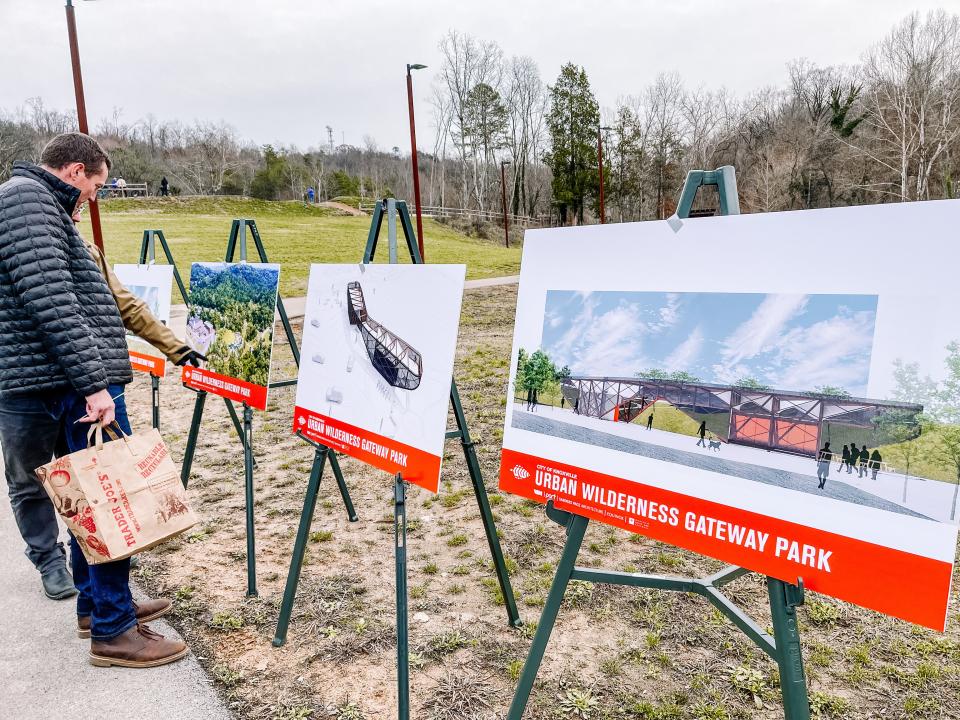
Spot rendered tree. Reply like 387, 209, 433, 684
734, 377, 772, 391
544, 63, 600, 225
938, 427, 960, 520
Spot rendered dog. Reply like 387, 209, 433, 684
708, 438, 722, 451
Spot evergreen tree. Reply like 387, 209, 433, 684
544, 63, 600, 225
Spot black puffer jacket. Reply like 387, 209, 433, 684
0, 163, 132, 398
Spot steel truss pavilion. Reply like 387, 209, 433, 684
347, 281, 423, 390
559, 376, 922, 457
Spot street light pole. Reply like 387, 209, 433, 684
500, 161, 511, 248
597, 126, 611, 225
406, 63, 427, 260
65, 0, 105, 253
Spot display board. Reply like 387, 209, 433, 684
113, 264, 175, 376
182, 262, 280, 410
293, 264, 466, 492
499, 200, 960, 631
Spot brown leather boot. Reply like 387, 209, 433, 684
78, 598, 173, 639
89, 623, 188, 668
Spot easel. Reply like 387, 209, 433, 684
506, 167, 811, 720
178, 219, 355, 597
135, 230, 190, 431
272, 199, 522, 720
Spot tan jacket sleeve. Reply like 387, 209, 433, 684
85, 242, 191, 364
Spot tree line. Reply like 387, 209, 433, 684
2, 10, 959, 223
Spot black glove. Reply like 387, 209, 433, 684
175, 347, 206, 367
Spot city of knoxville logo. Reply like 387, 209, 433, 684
510, 465, 530, 480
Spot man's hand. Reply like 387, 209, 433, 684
80, 388, 115, 426
175, 347, 206, 367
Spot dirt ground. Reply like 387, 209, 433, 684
128, 285, 960, 720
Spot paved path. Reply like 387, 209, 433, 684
512, 410, 930, 519
0, 475, 233, 719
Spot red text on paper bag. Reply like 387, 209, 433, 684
293, 406, 441, 493
499, 448, 953, 631
129, 349, 166, 377
182, 366, 268, 410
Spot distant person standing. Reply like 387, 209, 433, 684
116, 176, 127, 197
839, 444, 850, 472
560, 396, 565, 409
859, 446, 870, 477
696, 421, 707, 447
870, 449, 882, 480
307, 187, 315, 203
159, 176, 169, 196
848, 443, 858, 474
817, 443, 833, 489
647, 412, 654, 431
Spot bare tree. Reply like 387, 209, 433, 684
861, 10, 960, 201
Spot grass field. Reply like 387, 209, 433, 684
80, 197, 522, 303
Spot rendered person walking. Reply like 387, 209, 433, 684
817, 442, 833, 489
696, 421, 707, 447
531, 389, 538, 412
870, 449, 882, 480
848, 443, 858, 473
647, 412, 654, 430
840, 444, 850, 471
859, 446, 870, 477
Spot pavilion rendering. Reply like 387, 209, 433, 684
559, 376, 923, 457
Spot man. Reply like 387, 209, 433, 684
0, 133, 199, 668
817, 442, 832, 490
159, 176, 169, 197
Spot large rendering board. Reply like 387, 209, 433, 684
500, 200, 960, 630
182, 262, 280, 411
293, 264, 466, 492
113, 264, 174, 376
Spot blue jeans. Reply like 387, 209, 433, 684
0, 385, 136, 640
58, 386, 138, 641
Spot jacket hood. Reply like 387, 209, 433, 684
12, 162, 82, 216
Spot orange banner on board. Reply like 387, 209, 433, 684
499, 447, 953, 631
293, 406, 442, 493
181, 366, 268, 410
129, 350, 166, 377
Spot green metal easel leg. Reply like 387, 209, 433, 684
394, 474, 410, 720
450, 382, 521, 627
329, 451, 359, 522
224, 397, 257, 469
507, 506, 588, 720
181, 390, 207, 487
151, 374, 160, 430
273, 446, 329, 646
769, 578, 810, 720
243, 403, 258, 597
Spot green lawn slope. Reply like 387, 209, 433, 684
80, 197, 522, 302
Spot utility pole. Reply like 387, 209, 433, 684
65, 0, 105, 253
500, 161, 511, 248
406, 63, 427, 260
598, 126, 611, 224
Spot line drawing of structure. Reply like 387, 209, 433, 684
560, 376, 923, 458
347, 281, 422, 390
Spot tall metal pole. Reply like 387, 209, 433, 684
500, 161, 510, 248
65, 0, 105, 254
597, 127, 606, 224
406, 64, 426, 261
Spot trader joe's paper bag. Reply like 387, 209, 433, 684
36, 427, 197, 564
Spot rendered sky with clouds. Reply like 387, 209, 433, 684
541, 291, 878, 395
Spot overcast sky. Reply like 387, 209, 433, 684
1, 1, 955, 151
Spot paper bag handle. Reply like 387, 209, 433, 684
86, 422, 130, 451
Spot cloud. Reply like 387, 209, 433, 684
546, 296, 648, 376
719, 294, 809, 365
664, 326, 704, 371
770, 310, 876, 392
650, 293, 682, 332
